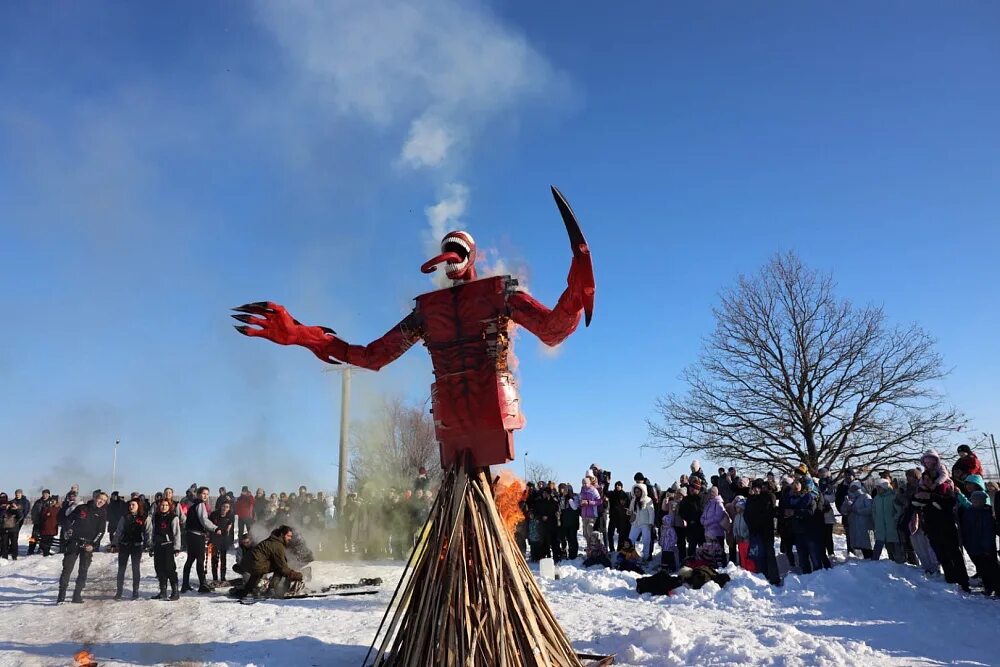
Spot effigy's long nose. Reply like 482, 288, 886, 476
421, 251, 462, 274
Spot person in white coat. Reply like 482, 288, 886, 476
628, 484, 655, 561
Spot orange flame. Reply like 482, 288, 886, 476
73, 649, 97, 667
494, 469, 525, 540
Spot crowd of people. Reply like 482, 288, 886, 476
2, 445, 998, 603
511, 445, 1000, 597
0, 483, 324, 603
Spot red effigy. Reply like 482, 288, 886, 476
233, 186, 595, 469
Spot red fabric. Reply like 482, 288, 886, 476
738, 541, 757, 572
235, 495, 255, 520
954, 453, 983, 479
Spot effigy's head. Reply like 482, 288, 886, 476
421, 230, 478, 282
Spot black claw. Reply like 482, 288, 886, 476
551, 186, 587, 254
232, 301, 273, 314
234, 325, 250, 336
319, 326, 337, 335
231, 314, 258, 324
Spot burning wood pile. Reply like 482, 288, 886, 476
366, 466, 612, 666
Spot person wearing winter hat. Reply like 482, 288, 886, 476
959, 490, 999, 596
872, 479, 903, 562
912, 468, 969, 591
689, 460, 707, 485
952, 445, 983, 486
679, 478, 705, 556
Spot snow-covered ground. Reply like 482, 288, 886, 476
1, 530, 996, 667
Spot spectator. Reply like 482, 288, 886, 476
28, 489, 52, 555
605, 481, 629, 552
701, 486, 729, 548
558, 484, 580, 560
689, 460, 707, 486
210, 499, 236, 583
37, 497, 61, 557
0, 494, 20, 559
57, 492, 109, 603
146, 497, 181, 601
745, 479, 781, 585
952, 444, 983, 486
181, 486, 221, 594
659, 496, 680, 572
840, 481, 875, 559
235, 486, 256, 538
872, 479, 903, 563
679, 478, 706, 556
627, 483, 655, 562
582, 530, 611, 568
112, 498, 147, 600
959, 490, 998, 597
912, 454, 969, 592
579, 476, 603, 541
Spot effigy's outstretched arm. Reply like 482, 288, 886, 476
509, 186, 596, 347
232, 301, 422, 371
509, 254, 592, 347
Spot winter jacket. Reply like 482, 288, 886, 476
209, 510, 236, 547
840, 487, 875, 550
185, 499, 219, 535
959, 505, 997, 556
38, 504, 60, 536
12, 496, 29, 522
952, 452, 983, 483
659, 514, 678, 550
65, 502, 108, 546
717, 476, 735, 503
629, 486, 655, 527
744, 492, 776, 540
235, 493, 256, 520
872, 488, 901, 543
606, 489, 630, 523
114, 512, 147, 547
30, 497, 47, 524
146, 511, 182, 551
679, 493, 706, 530
245, 534, 297, 578
559, 495, 580, 530
956, 474, 991, 510
578, 485, 603, 519
1, 505, 18, 530
700, 495, 729, 539
785, 491, 816, 535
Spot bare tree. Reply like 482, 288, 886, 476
349, 396, 439, 492
648, 252, 964, 476
524, 460, 556, 485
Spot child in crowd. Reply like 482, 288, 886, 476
582, 531, 612, 568
613, 538, 644, 574
659, 497, 679, 572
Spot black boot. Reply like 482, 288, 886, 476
151, 581, 166, 600
114, 589, 123, 601
169, 577, 180, 601
56, 590, 66, 604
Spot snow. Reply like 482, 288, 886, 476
1, 529, 996, 666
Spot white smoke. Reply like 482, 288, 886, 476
254, 0, 569, 277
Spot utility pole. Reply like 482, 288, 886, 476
990, 433, 999, 481
111, 439, 120, 492
338, 368, 351, 514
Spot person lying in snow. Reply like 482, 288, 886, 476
635, 564, 731, 596
613, 538, 644, 574
582, 530, 612, 568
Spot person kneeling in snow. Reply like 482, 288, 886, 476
233, 525, 303, 599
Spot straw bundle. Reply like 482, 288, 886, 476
365, 465, 611, 666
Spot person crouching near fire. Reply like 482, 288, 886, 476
233, 525, 303, 599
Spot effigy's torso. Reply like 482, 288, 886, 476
414, 275, 524, 468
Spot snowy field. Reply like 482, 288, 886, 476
1, 529, 997, 667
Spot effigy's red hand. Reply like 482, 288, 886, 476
231, 301, 340, 363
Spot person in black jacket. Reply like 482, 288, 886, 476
678, 479, 706, 558
146, 497, 182, 601
182, 486, 221, 593
605, 481, 630, 552
112, 499, 147, 600
0, 494, 20, 559
210, 500, 236, 583
28, 490, 51, 555
57, 492, 109, 603
531, 488, 560, 560
744, 480, 781, 585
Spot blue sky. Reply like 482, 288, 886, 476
1, 1, 998, 495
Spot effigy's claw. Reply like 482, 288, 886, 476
551, 186, 587, 255
319, 326, 337, 335
551, 185, 596, 327
232, 302, 273, 315
231, 313, 259, 325
234, 325, 250, 336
